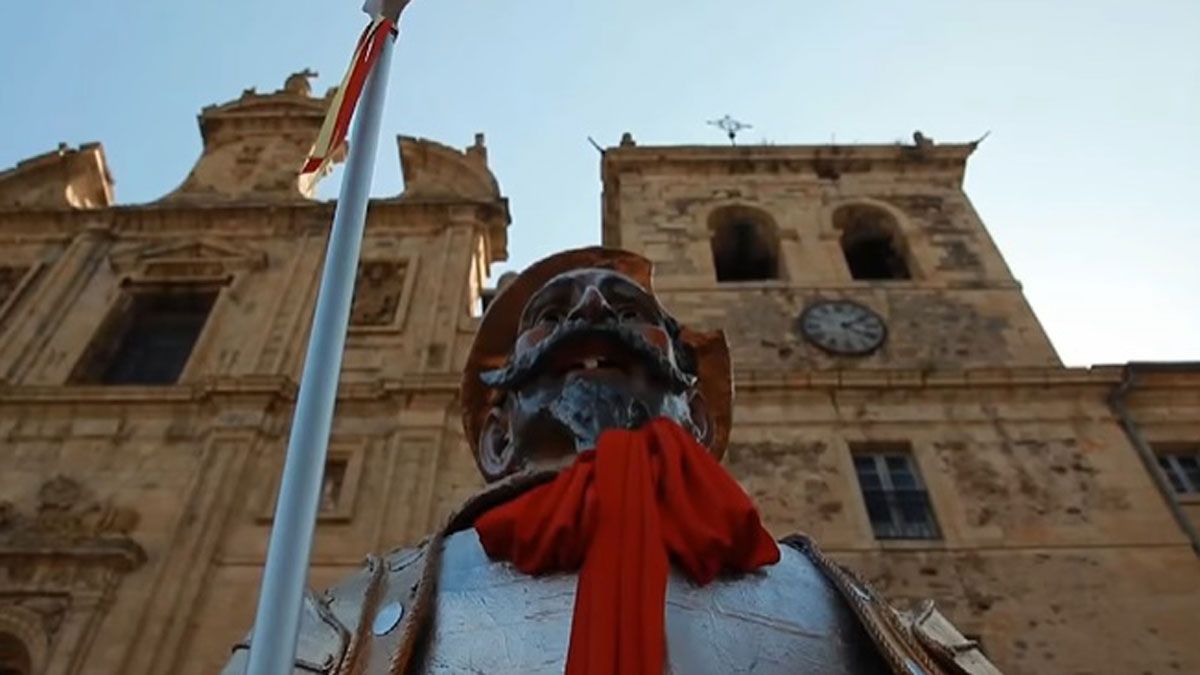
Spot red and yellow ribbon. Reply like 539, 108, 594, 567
300, 16, 396, 176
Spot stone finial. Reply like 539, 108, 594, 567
620, 132, 637, 147
466, 132, 488, 162
284, 69, 319, 97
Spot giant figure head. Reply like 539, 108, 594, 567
462, 247, 732, 481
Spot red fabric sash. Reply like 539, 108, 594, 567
475, 417, 779, 674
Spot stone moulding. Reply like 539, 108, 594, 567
0, 367, 1169, 408
106, 237, 268, 282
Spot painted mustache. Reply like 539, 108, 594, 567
479, 319, 696, 393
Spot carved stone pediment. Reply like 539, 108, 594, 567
0, 142, 114, 209
158, 72, 336, 204
107, 237, 268, 281
0, 476, 146, 588
398, 134, 501, 202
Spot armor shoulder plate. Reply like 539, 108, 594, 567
222, 588, 350, 674
221, 545, 431, 675
781, 534, 1005, 675
904, 601, 1003, 675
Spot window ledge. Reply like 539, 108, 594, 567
874, 538, 947, 551
712, 280, 791, 289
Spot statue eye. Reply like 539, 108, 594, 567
539, 309, 563, 324
618, 307, 641, 322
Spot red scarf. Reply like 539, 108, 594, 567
475, 417, 779, 674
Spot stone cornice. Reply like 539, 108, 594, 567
0, 198, 509, 240
0, 541, 146, 574
602, 141, 977, 186
605, 141, 977, 167
0, 373, 459, 406
738, 366, 1129, 392
3, 366, 1194, 408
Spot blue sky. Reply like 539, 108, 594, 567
2, 1, 1197, 366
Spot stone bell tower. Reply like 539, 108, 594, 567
598, 133, 1200, 674
600, 134, 1059, 371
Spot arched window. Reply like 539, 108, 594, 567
834, 204, 911, 281
0, 633, 31, 675
709, 206, 782, 282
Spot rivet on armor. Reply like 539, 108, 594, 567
372, 600, 404, 636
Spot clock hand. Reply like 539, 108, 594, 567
846, 324, 879, 339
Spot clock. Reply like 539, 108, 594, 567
798, 300, 887, 355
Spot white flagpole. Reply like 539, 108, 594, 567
244, 27, 396, 675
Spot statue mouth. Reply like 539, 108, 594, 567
549, 335, 647, 381
479, 320, 695, 393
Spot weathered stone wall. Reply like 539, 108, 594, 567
843, 547, 1200, 674
720, 377, 1200, 675
660, 286, 1046, 371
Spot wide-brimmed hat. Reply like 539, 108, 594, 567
461, 247, 732, 465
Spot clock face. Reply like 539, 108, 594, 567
798, 301, 887, 355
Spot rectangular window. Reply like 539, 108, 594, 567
74, 287, 217, 385
852, 445, 940, 540
1157, 451, 1200, 495
0, 265, 31, 307
0, 265, 36, 327
319, 459, 349, 514
258, 444, 364, 524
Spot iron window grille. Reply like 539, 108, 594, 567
1157, 452, 1200, 495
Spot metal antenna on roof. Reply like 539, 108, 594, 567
707, 115, 752, 146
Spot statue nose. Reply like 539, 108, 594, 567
567, 286, 616, 323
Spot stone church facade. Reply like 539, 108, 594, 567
1, 75, 1198, 674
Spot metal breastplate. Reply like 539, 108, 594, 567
418, 529, 890, 674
